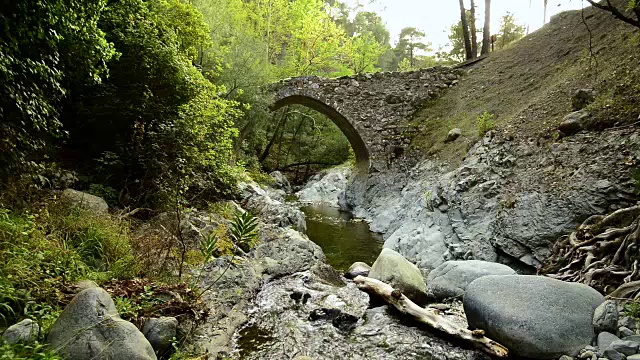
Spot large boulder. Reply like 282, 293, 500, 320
143, 317, 178, 354
297, 167, 351, 207
270, 171, 292, 193
61, 189, 109, 214
426, 260, 515, 299
369, 248, 428, 305
239, 182, 306, 232
2, 319, 39, 344
558, 110, 592, 136
464, 275, 604, 359
48, 288, 157, 360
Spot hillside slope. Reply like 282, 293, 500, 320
348, 2, 640, 273
411, 0, 640, 166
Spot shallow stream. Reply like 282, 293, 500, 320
300, 203, 383, 272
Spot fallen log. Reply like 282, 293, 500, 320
353, 275, 509, 358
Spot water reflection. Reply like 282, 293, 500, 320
300, 203, 383, 272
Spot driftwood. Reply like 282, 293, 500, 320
353, 276, 509, 358
540, 204, 640, 296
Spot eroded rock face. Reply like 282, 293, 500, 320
239, 182, 306, 232
297, 166, 351, 207
47, 288, 156, 360
426, 260, 515, 299
463, 275, 604, 359
368, 248, 429, 305
348, 127, 640, 272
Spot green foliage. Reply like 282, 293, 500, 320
632, 169, 640, 193
0, 200, 140, 328
230, 211, 259, 252
624, 300, 640, 320
87, 184, 119, 207
200, 234, 219, 264
0, 0, 116, 181
496, 12, 526, 50
0, 342, 63, 360
476, 111, 496, 136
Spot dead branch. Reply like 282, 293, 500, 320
353, 276, 509, 358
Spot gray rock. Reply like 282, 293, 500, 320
580, 350, 596, 359
593, 300, 619, 334
559, 110, 591, 136
604, 348, 626, 360
621, 327, 635, 338
143, 317, 178, 354
445, 128, 462, 143
296, 167, 351, 207
559, 356, 574, 360
572, 88, 596, 111
599, 332, 622, 349
464, 275, 605, 358
625, 336, 640, 343
369, 248, 429, 305
627, 355, 640, 360
426, 260, 515, 299
270, 171, 292, 193
345, 262, 371, 279
239, 182, 307, 232
610, 340, 640, 356
74, 279, 99, 293
2, 319, 39, 344
621, 317, 639, 331
47, 288, 156, 360
61, 189, 109, 214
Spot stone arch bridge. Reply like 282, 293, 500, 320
269, 67, 462, 172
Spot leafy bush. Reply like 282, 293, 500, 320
0, 342, 62, 360
476, 111, 496, 136
230, 211, 259, 253
0, 199, 140, 327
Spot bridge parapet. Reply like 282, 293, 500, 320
270, 67, 462, 172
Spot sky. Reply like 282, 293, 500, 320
344, 0, 587, 51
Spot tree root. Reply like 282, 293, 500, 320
540, 204, 640, 297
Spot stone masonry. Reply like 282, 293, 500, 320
270, 67, 462, 172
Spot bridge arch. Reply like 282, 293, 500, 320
272, 95, 370, 173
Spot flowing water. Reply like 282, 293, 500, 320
300, 203, 383, 272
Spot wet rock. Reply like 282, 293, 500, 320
311, 263, 346, 287
464, 275, 604, 358
47, 288, 156, 360
345, 262, 371, 279
332, 312, 359, 332
572, 88, 596, 111
143, 317, 179, 354
297, 167, 351, 207
426, 260, 515, 299
599, 332, 621, 349
445, 128, 462, 143
290, 291, 311, 304
2, 319, 39, 344
61, 189, 109, 214
256, 228, 326, 277
369, 248, 429, 305
270, 171, 292, 193
593, 300, 619, 334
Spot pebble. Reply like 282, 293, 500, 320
580, 351, 596, 359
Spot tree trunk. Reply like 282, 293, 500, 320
458, 0, 473, 60
470, 0, 478, 59
481, 0, 491, 55
543, 0, 548, 24
353, 276, 509, 358
259, 109, 288, 164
